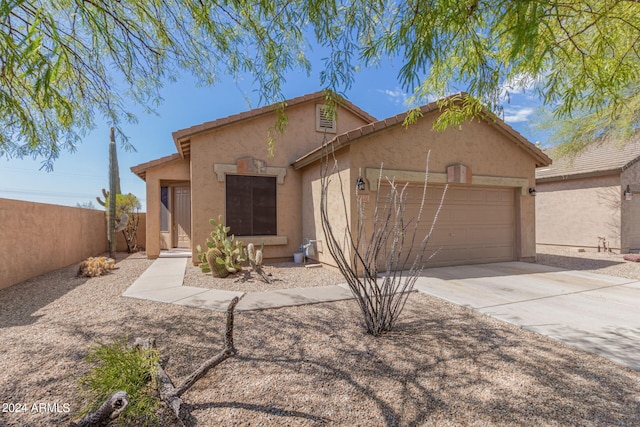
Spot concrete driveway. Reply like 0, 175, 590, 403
412, 262, 640, 371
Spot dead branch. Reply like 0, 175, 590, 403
140, 296, 240, 421
70, 391, 128, 427
77, 297, 240, 425
254, 267, 272, 284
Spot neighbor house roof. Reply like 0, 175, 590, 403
171, 91, 377, 158
536, 133, 640, 182
130, 153, 182, 181
292, 93, 551, 170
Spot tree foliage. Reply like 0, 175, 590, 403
1, 0, 639, 165
0, 0, 310, 168
114, 192, 142, 253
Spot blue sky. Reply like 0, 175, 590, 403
0, 58, 545, 211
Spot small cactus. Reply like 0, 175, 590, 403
246, 242, 271, 284
77, 257, 116, 277
246, 243, 264, 267
206, 248, 230, 278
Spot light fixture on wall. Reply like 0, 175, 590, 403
356, 176, 366, 191
624, 185, 633, 201
528, 187, 537, 196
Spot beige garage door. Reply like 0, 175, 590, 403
379, 184, 516, 268
628, 194, 640, 250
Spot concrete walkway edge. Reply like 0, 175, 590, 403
123, 257, 356, 312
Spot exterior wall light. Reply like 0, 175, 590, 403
528, 187, 536, 196
624, 185, 633, 201
356, 176, 366, 191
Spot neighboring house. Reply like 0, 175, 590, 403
535, 135, 640, 253
131, 91, 550, 268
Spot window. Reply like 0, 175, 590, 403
316, 104, 337, 133
160, 186, 170, 232
226, 175, 277, 235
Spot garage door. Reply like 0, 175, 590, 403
379, 184, 516, 268
628, 194, 640, 250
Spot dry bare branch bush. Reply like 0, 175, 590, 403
320, 143, 447, 336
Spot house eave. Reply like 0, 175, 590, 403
293, 93, 551, 170
173, 91, 377, 158
536, 168, 620, 183
130, 153, 184, 181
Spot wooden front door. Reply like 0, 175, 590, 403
174, 186, 191, 248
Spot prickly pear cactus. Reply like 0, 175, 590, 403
206, 247, 230, 278
196, 216, 246, 277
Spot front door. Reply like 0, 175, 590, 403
174, 186, 191, 248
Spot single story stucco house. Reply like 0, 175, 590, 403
131, 91, 550, 268
536, 134, 640, 253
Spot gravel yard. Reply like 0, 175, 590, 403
536, 245, 640, 280
184, 261, 346, 293
1, 250, 639, 426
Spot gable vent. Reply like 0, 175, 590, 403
316, 104, 337, 133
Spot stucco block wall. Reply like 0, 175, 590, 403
347, 115, 538, 262
189, 102, 369, 262
0, 199, 108, 290
536, 174, 621, 249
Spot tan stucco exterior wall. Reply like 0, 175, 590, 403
143, 158, 190, 258
300, 148, 352, 266
301, 114, 539, 267
0, 199, 108, 290
536, 174, 621, 250
188, 102, 369, 262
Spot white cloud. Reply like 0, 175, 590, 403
377, 87, 409, 105
503, 106, 534, 123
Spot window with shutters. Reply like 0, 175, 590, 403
225, 175, 277, 236
316, 104, 337, 133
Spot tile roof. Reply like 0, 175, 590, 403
171, 91, 377, 158
535, 133, 640, 182
292, 93, 551, 170
130, 153, 183, 181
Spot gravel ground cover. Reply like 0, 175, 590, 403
0, 250, 639, 426
536, 245, 640, 280
183, 261, 346, 293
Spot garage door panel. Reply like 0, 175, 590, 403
380, 184, 516, 268
430, 244, 514, 265
467, 225, 513, 242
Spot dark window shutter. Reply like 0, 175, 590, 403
226, 175, 277, 236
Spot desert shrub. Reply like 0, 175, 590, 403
77, 257, 116, 277
77, 338, 159, 426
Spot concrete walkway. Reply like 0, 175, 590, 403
123, 257, 354, 312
